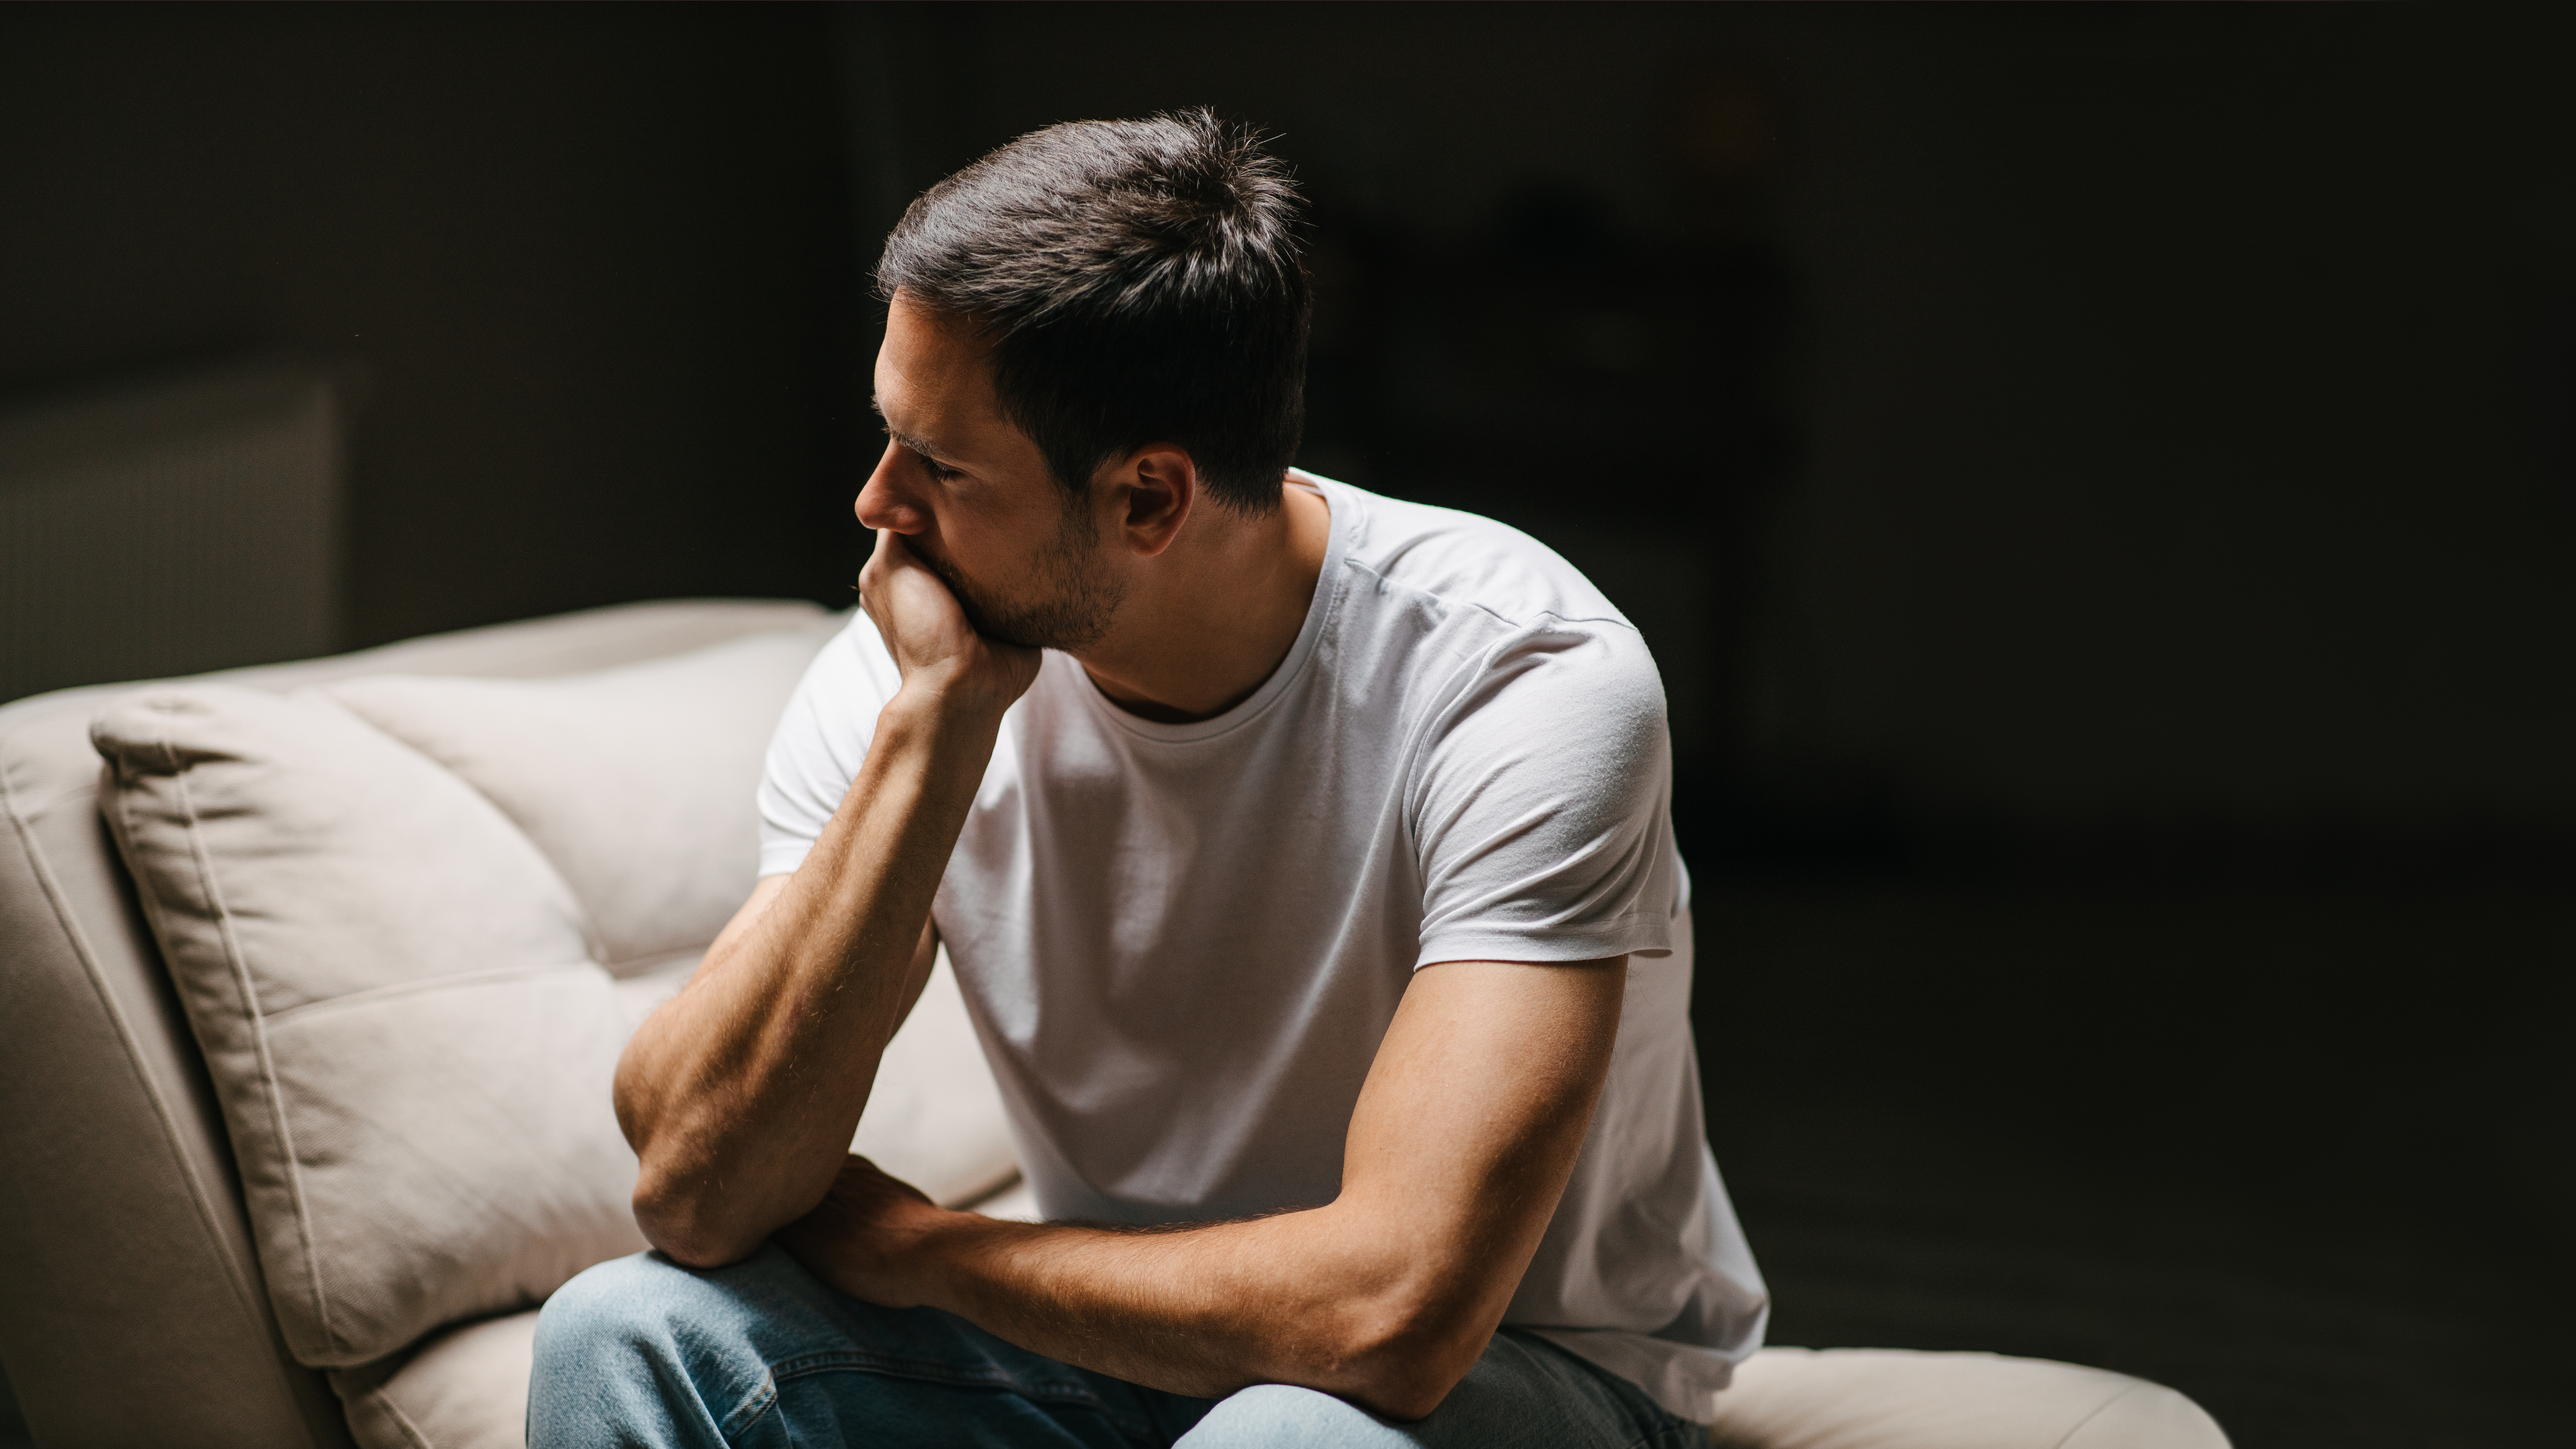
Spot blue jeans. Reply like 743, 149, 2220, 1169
530, 1248, 1701, 1449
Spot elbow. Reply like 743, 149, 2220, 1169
630, 1159, 766, 1271
1332, 1294, 1495, 1423
616, 1049, 764, 1269
1354, 1370, 1470, 1427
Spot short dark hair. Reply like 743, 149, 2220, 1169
876, 109, 1310, 514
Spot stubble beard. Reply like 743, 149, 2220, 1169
915, 498, 1126, 654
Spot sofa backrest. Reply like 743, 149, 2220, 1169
0, 600, 830, 1449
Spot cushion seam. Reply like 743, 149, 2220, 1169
296, 686, 613, 968
160, 717, 348, 1359
262, 961, 605, 1027
2047, 1380, 2152, 1449
354, 1377, 436, 1449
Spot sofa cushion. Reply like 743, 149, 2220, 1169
91, 619, 1024, 1377
325, 623, 838, 974
93, 684, 643, 1368
332, 1309, 540, 1449
1706, 1347, 2232, 1449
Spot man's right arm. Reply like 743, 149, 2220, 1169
612, 530, 1037, 1268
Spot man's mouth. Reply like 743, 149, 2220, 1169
909, 540, 1002, 639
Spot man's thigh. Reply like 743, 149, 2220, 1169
530, 1247, 1211, 1449
1177, 1332, 1702, 1449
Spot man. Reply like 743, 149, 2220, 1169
533, 109, 1767, 1448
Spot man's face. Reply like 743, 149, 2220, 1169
859, 294, 1124, 651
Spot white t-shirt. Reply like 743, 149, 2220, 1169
757, 474, 1769, 1420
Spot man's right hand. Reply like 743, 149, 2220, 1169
857, 526, 1041, 721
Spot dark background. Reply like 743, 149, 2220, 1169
2, 5, 2569, 1447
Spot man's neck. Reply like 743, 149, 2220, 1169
1075, 481, 1331, 725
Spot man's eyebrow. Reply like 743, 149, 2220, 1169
886, 427, 949, 463
868, 395, 952, 463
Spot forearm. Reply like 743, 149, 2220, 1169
616, 687, 1000, 1264
961, 1211, 1482, 1412
785, 1180, 1503, 1420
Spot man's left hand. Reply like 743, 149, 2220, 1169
773, 1155, 956, 1309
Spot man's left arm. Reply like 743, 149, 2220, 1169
775, 952, 1626, 1421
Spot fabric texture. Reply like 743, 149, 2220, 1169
755, 475, 1766, 1420
526, 1247, 1700, 1449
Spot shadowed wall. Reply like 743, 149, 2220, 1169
0, 5, 865, 653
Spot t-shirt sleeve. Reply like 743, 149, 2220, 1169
1410, 619, 1685, 969
756, 612, 905, 879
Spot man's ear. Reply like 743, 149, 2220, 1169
1106, 444, 1197, 558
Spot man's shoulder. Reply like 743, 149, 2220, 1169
1323, 478, 1634, 644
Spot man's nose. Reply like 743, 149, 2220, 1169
854, 445, 930, 534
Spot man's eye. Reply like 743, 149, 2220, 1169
918, 454, 958, 481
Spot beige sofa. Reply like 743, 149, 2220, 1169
0, 599, 2228, 1449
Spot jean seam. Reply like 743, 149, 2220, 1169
717, 1367, 777, 1443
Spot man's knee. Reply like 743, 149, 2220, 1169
537, 1245, 830, 1359
1178, 1334, 1694, 1449
1177, 1383, 1397, 1448
531, 1250, 812, 1449
534, 1252, 695, 1368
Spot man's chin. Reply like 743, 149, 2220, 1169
910, 535, 1119, 654
982, 603, 1111, 655
915, 549, 1073, 651
971, 592, 1118, 655
910, 547, 1002, 635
